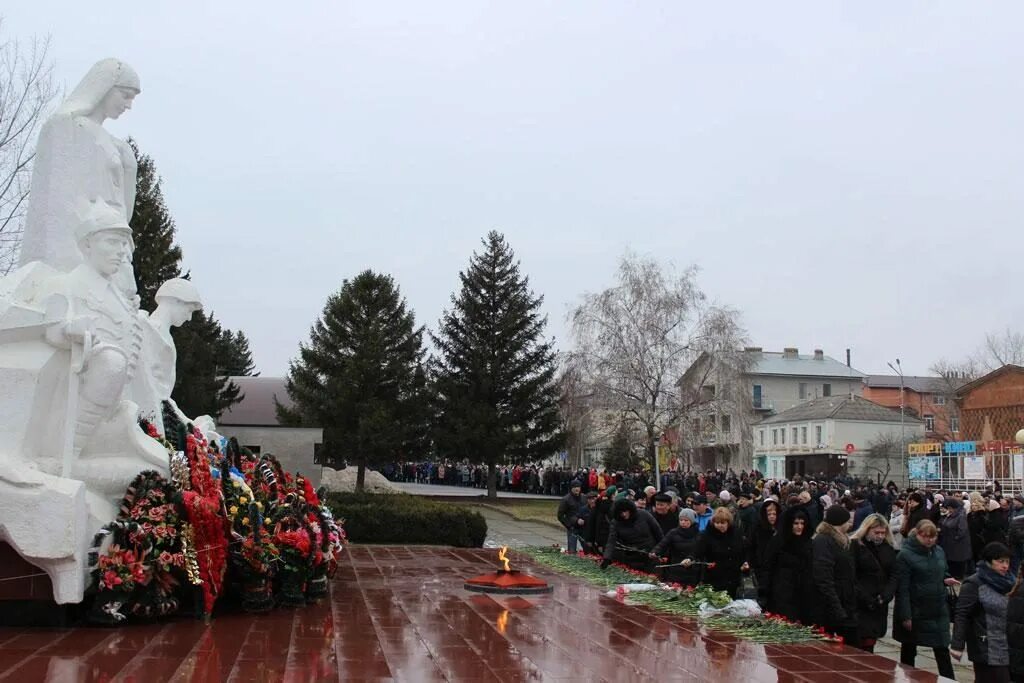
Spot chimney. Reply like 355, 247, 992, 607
846, 349, 851, 368
813, 349, 824, 361
782, 347, 799, 359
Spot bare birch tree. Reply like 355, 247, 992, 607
568, 253, 747, 481
0, 21, 58, 274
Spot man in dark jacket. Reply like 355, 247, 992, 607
650, 493, 677, 536
601, 498, 663, 572
735, 491, 758, 541
812, 505, 858, 645
852, 490, 874, 531
557, 481, 586, 552
939, 498, 972, 580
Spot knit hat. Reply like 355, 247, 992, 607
824, 504, 851, 527
719, 490, 732, 503
679, 508, 698, 524
604, 486, 617, 499
644, 486, 657, 496
988, 499, 1002, 512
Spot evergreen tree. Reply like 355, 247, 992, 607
431, 231, 564, 499
126, 139, 255, 419
170, 310, 246, 419
128, 139, 183, 311
278, 270, 429, 491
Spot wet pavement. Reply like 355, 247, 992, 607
475, 507, 565, 549
0, 546, 949, 682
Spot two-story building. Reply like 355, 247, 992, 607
677, 347, 866, 470
862, 374, 962, 441
753, 395, 925, 482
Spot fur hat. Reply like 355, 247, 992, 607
824, 504, 851, 527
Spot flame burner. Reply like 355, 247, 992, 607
464, 547, 552, 595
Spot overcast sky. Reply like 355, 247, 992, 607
7, 2, 1022, 378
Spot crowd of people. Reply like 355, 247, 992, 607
557, 474, 1024, 682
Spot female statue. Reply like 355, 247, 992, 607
18, 58, 141, 297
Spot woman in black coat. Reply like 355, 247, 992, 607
602, 498, 663, 571
812, 504, 858, 645
650, 508, 701, 586
850, 513, 898, 653
901, 492, 930, 539
761, 507, 813, 625
747, 499, 780, 588
691, 507, 749, 597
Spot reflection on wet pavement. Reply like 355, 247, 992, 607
0, 546, 943, 682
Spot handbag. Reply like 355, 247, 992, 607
946, 583, 960, 623
737, 570, 759, 601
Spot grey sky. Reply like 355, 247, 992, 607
8, 2, 1022, 378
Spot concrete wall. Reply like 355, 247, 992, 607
749, 375, 863, 414
217, 425, 323, 487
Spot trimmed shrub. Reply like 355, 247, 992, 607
324, 492, 487, 547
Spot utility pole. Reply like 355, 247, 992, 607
888, 359, 906, 488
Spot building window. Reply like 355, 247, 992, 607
924, 414, 935, 432
951, 416, 960, 433
792, 427, 799, 444
781, 428, 786, 445
815, 425, 823, 445
721, 415, 731, 434
759, 430, 765, 446
753, 384, 763, 408
822, 383, 832, 397
772, 429, 778, 445
933, 394, 946, 405
801, 426, 808, 444
799, 382, 807, 399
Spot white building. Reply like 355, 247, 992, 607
678, 347, 866, 470
753, 394, 925, 483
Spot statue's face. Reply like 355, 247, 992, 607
162, 299, 199, 327
83, 230, 131, 277
100, 87, 137, 120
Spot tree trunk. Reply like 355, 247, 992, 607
356, 459, 366, 493
487, 463, 497, 500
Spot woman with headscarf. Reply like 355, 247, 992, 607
761, 507, 813, 624
893, 519, 958, 680
952, 542, 1015, 682
901, 492, 930, 538
20, 59, 141, 295
747, 499, 780, 590
850, 513, 898, 653
811, 505, 858, 645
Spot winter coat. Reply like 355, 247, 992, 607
735, 504, 759, 539
585, 498, 613, 550
811, 523, 858, 635
652, 525, 701, 586
604, 499, 664, 564
695, 523, 747, 596
557, 492, 586, 531
761, 508, 814, 624
851, 538, 897, 639
969, 511, 990, 561
747, 502, 780, 586
852, 500, 875, 532
952, 563, 1014, 666
889, 509, 905, 550
939, 509, 972, 563
893, 532, 951, 648
1005, 589, 1024, 679
650, 510, 679, 537
901, 504, 930, 538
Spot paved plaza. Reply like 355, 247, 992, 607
0, 546, 960, 682
393, 482, 558, 501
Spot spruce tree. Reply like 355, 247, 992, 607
431, 231, 564, 499
278, 270, 429, 491
129, 139, 183, 311
126, 139, 254, 419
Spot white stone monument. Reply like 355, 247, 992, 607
0, 59, 195, 604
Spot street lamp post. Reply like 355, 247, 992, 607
887, 359, 905, 488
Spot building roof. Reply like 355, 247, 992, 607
218, 376, 297, 427
758, 395, 924, 425
955, 364, 1024, 397
748, 351, 866, 380
863, 374, 956, 394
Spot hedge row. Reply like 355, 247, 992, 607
324, 492, 487, 548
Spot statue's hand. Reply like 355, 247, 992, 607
64, 316, 96, 344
